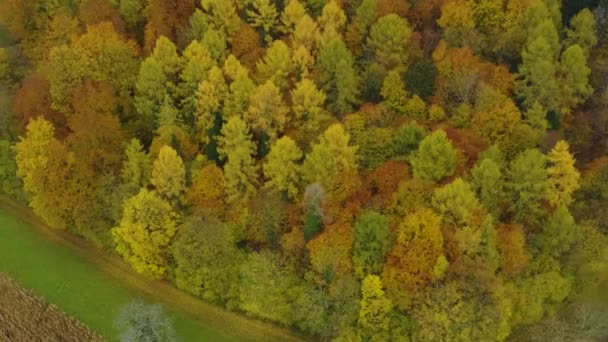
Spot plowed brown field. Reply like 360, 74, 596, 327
0, 273, 103, 342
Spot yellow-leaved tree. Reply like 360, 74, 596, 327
151, 145, 186, 200
381, 69, 409, 114
196, 65, 227, 145
14, 117, 62, 227
247, 0, 279, 41
302, 123, 358, 191
185, 164, 226, 219
245, 80, 289, 141
317, 0, 347, 45
263, 135, 302, 199
292, 14, 319, 51
290, 78, 330, 142
546, 140, 580, 207
280, 0, 306, 34
218, 116, 258, 205
200, 0, 241, 38
358, 274, 393, 340
383, 208, 447, 301
256, 40, 291, 90
223, 67, 255, 120
14, 117, 54, 197
112, 188, 179, 279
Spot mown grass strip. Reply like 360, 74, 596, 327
0, 207, 237, 341
0, 198, 303, 341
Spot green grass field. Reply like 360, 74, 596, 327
0, 208, 236, 341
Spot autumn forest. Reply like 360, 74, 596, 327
1, 0, 608, 340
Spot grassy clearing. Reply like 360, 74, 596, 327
0, 207, 237, 341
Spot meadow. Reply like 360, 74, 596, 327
0, 205, 239, 341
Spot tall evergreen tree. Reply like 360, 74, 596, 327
516, 18, 560, 112
317, 38, 359, 114
508, 149, 549, 226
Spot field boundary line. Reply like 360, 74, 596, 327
0, 195, 305, 342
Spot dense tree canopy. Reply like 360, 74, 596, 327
302, 123, 357, 191
353, 211, 390, 276
263, 135, 302, 199
112, 189, 179, 279
3, 1, 608, 340
410, 130, 457, 182
151, 145, 186, 200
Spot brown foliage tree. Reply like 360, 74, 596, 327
78, 0, 127, 35
11, 75, 68, 138
144, 0, 197, 52
496, 223, 529, 277
307, 221, 354, 284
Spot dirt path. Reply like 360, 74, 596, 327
0, 196, 305, 342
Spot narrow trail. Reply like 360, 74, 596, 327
0, 196, 305, 342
